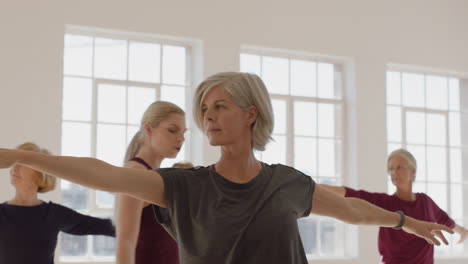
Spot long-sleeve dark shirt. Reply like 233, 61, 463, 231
0, 201, 115, 264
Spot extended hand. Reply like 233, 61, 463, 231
403, 217, 454, 246
457, 228, 468, 244
0, 148, 20, 169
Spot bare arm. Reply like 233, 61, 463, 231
115, 194, 145, 264
453, 224, 468, 244
0, 149, 166, 207
312, 185, 453, 245
318, 184, 346, 196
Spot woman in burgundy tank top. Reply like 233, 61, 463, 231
115, 101, 186, 264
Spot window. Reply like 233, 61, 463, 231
240, 48, 347, 258
386, 69, 468, 257
61, 27, 194, 261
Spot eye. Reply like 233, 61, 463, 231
215, 104, 224, 109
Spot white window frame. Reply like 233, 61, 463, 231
59, 25, 202, 264
386, 63, 468, 259
240, 45, 357, 260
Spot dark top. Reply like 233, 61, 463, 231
155, 163, 316, 264
129, 157, 179, 264
0, 201, 115, 264
345, 188, 456, 264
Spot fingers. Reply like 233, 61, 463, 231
432, 230, 449, 245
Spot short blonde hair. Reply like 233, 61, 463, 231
388, 148, 417, 172
193, 72, 274, 151
15, 142, 56, 193
124, 101, 185, 162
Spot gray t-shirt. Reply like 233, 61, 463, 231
154, 163, 316, 264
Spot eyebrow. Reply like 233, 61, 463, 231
202, 99, 228, 107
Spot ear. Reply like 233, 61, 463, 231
246, 105, 259, 127
143, 123, 153, 138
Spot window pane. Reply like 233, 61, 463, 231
262, 135, 286, 164
318, 103, 336, 138
62, 77, 92, 121
161, 85, 185, 111
427, 183, 447, 211
97, 84, 126, 123
449, 112, 461, 146
450, 148, 462, 182
64, 34, 93, 77
298, 217, 318, 255
402, 73, 424, 107
162, 45, 186, 85
406, 145, 426, 182
406, 111, 426, 144
94, 38, 127, 80
96, 191, 115, 209
240, 53, 261, 76
318, 139, 336, 177
294, 101, 316, 136
129, 42, 160, 83
387, 143, 401, 154
426, 147, 447, 182
426, 113, 446, 146
60, 234, 87, 257
426, 75, 448, 110
386, 71, 401, 105
318, 63, 334, 99
93, 235, 116, 256
387, 106, 402, 142
294, 137, 317, 177
320, 219, 337, 255
449, 78, 460, 111
450, 184, 463, 219
61, 181, 88, 210
128, 86, 156, 125
272, 99, 287, 134
126, 125, 140, 146
413, 181, 426, 193
290, 60, 316, 97
61, 122, 91, 157
262, 56, 289, 95
96, 124, 127, 166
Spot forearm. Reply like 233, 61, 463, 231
18, 151, 128, 193
343, 197, 401, 227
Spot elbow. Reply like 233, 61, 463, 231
343, 198, 369, 225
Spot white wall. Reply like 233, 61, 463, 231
0, 0, 467, 263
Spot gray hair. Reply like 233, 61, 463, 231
193, 72, 274, 151
388, 148, 417, 172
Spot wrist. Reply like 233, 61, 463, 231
393, 210, 406, 230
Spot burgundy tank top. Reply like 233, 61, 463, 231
129, 157, 179, 264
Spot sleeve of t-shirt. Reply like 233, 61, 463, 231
423, 194, 456, 229
155, 168, 195, 225
345, 187, 388, 208
52, 203, 115, 236
280, 166, 316, 218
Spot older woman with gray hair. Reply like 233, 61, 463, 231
321, 148, 468, 264
0, 72, 455, 264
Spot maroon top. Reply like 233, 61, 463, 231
345, 188, 455, 264
130, 158, 179, 264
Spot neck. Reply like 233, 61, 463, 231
10, 188, 41, 206
394, 187, 416, 201
135, 145, 164, 169
216, 144, 261, 183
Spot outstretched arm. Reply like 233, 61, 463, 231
0, 148, 166, 207
312, 185, 454, 246
318, 184, 346, 196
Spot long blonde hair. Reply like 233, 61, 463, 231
124, 101, 185, 162
15, 142, 56, 193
